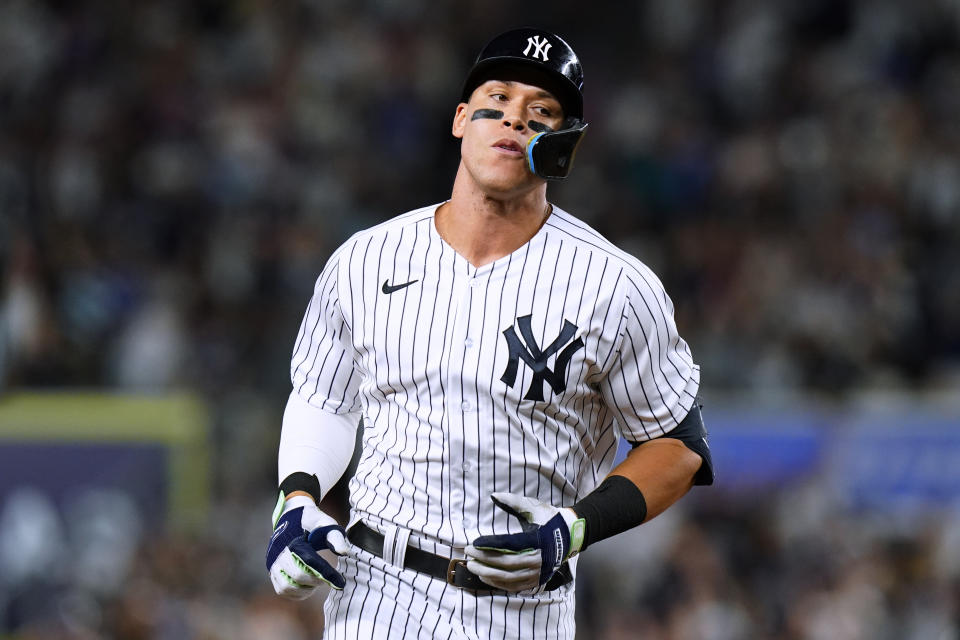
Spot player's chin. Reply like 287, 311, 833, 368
477, 166, 540, 196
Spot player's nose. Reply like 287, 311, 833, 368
502, 118, 525, 132
501, 106, 526, 132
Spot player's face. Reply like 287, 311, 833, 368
453, 80, 565, 197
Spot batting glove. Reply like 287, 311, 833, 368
465, 492, 585, 592
266, 494, 351, 599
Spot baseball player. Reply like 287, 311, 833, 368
266, 27, 713, 639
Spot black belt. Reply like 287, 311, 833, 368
347, 522, 573, 592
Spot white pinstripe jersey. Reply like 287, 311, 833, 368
291, 202, 700, 551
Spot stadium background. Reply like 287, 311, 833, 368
1, 0, 959, 638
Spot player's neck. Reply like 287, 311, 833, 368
438, 170, 552, 268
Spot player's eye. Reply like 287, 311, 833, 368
490, 93, 508, 101
533, 106, 553, 118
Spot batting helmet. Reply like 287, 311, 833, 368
461, 28, 584, 120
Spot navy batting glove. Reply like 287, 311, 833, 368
465, 492, 585, 591
266, 495, 351, 599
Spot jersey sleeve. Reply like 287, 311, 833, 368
290, 248, 362, 414
599, 266, 700, 443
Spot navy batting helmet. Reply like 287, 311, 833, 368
461, 28, 584, 119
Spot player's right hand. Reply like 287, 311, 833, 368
266, 495, 351, 599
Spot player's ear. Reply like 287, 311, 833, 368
452, 103, 468, 139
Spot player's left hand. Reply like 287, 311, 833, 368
465, 492, 585, 592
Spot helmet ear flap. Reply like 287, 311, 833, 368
526, 119, 588, 180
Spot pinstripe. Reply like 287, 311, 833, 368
375, 231, 392, 388
499, 596, 509, 640
351, 556, 375, 637
505, 242, 530, 504
516, 599, 526, 639
633, 275, 690, 382
358, 234, 374, 352
459, 275, 474, 525
364, 557, 386, 634
626, 277, 686, 393
290, 294, 319, 375
328, 553, 357, 639
524, 237, 550, 497
433, 243, 457, 542
342, 240, 359, 337
315, 350, 347, 407
384, 596, 399, 638
472, 264, 496, 528
296, 203, 699, 640
626, 302, 680, 423
548, 243, 580, 501
491, 252, 511, 528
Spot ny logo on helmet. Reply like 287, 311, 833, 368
501, 315, 584, 401
523, 35, 552, 61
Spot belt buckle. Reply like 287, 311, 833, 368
447, 558, 468, 586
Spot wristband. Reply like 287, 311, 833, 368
278, 472, 323, 505
571, 475, 647, 550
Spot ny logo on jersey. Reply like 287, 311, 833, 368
523, 35, 552, 61
501, 315, 584, 401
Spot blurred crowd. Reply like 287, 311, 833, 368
1, 0, 959, 638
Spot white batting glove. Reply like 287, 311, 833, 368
465, 492, 585, 592
266, 495, 352, 599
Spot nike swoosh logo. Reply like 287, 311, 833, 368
382, 279, 419, 294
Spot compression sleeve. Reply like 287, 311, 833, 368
278, 390, 360, 500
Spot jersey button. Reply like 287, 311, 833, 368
461, 401, 472, 412
464, 338, 474, 348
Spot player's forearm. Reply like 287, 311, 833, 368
278, 391, 359, 501
608, 437, 701, 522
570, 437, 701, 550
